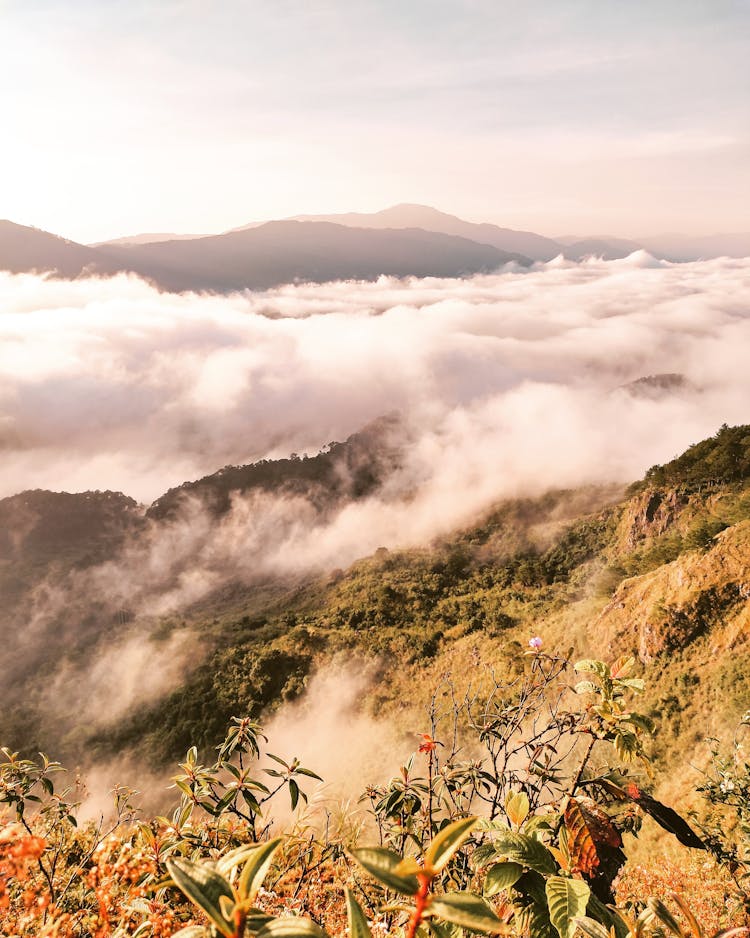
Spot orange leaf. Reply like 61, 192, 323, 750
564, 797, 622, 877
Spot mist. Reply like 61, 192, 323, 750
1, 254, 749, 505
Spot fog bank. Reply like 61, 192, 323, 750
1, 255, 748, 505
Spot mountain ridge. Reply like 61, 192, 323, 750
0, 218, 530, 291
4, 207, 750, 294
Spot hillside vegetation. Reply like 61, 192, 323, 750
2, 425, 748, 783
1, 424, 750, 936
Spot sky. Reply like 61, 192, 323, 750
1, 0, 749, 242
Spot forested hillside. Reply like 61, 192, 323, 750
2, 425, 749, 792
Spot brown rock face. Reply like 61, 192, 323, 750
624, 488, 688, 549
597, 520, 750, 662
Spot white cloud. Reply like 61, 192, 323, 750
1, 257, 749, 509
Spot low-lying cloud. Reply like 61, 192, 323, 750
1, 254, 748, 507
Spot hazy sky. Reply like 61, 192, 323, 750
1, 0, 748, 242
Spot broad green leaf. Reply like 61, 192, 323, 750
255, 917, 329, 938
574, 681, 598, 696
622, 713, 654, 733
428, 891, 509, 934
351, 847, 419, 895
216, 843, 261, 878
505, 791, 530, 828
586, 894, 629, 938
524, 906, 555, 938
573, 660, 609, 680
345, 887, 373, 938
490, 833, 558, 876
426, 922, 459, 938
238, 837, 284, 903
525, 815, 556, 836
483, 862, 523, 896
475, 819, 510, 833
545, 876, 590, 938
166, 858, 235, 938
617, 678, 645, 694
395, 857, 423, 876
425, 817, 478, 872
515, 871, 554, 938
574, 917, 612, 938
472, 843, 501, 867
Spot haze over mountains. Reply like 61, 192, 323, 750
2, 204, 749, 294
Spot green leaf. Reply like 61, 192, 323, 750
574, 917, 611, 938
515, 872, 554, 938
345, 888, 373, 938
472, 843, 501, 867
295, 767, 323, 780
475, 819, 510, 833
425, 817, 478, 872
426, 922, 459, 938
586, 894, 629, 938
545, 876, 591, 938
613, 730, 639, 762
483, 862, 523, 896
255, 918, 329, 938
216, 843, 262, 878
351, 847, 419, 895
490, 833, 558, 875
166, 858, 235, 938
169, 928, 209, 938
574, 661, 609, 680
617, 679, 645, 693
574, 681, 598, 696
238, 837, 284, 903
214, 789, 238, 815
428, 892, 509, 934
505, 792, 530, 828
622, 713, 654, 733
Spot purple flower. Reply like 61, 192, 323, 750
528, 636, 543, 650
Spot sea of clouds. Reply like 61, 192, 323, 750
1, 252, 748, 510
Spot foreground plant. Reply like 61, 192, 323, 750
172, 718, 322, 848
0, 746, 136, 921
165, 838, 326, 938
578, 892, 750, 938
350, 816, 508, 938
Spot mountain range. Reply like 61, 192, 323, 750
2, 204, 749, 294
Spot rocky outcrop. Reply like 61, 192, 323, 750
623, 488, 688, 549
597, 520, 750, 661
